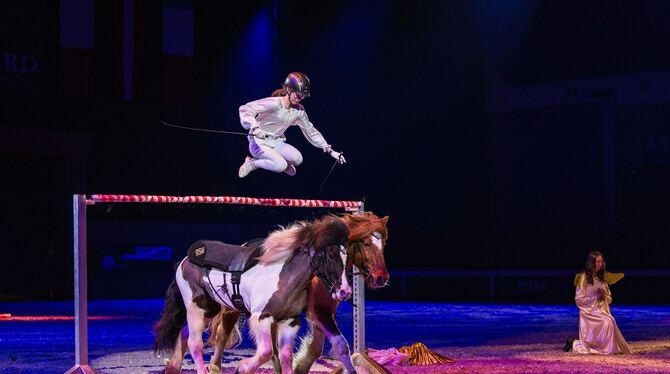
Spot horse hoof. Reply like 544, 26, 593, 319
164, 362, 180, 374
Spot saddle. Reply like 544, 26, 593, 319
187, 239, 264, 316
187, 240, 263, 272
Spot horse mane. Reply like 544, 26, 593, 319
342, 212, 389, 244
258, 215, 349, 264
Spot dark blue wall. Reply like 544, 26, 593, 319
2, 0, 670, 300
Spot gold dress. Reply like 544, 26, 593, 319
572, 272, 631, 354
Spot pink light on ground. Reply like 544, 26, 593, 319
0, 314, 130, 321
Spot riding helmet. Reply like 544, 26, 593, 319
283, 72, 311, 97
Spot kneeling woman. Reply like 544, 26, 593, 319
566, 251, 631, 354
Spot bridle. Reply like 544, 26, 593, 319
308, 244, 348, 294
350, 231, 384, 281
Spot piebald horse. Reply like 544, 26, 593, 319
154, 215, 352, 374
207, 212, 390, 374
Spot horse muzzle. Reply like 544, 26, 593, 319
367, 270, 390, 289
333, 285, 352, 301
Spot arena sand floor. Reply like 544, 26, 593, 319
1, 300, 669, 373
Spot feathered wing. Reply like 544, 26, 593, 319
573, 271, 624, 286
604, 272, 624, 285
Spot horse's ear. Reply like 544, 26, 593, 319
381, 216, 389, 224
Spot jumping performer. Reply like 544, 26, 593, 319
237, 72, 346, 178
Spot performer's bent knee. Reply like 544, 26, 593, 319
270, 159, 288, 173
285, 153, 303, 166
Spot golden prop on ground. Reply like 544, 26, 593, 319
398, 342, 455, 365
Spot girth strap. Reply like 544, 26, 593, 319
223, 242, 264, 318
228, 271, 249, 317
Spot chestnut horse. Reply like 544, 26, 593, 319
206, 212, 389, 374
154, 215, 352, 374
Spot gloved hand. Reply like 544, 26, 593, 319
249, 127, 268, 139
329, 149, 346, 164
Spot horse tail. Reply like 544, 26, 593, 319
206, 307, 242, 350
153, 279, 186, 354
229, 320, 242, 349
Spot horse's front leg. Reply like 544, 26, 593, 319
185, 302, 209, 374
237, 313, 275, 374
208, 309, 241, 374
275, 317, 301, 374
294, 279, 337, 374
293, 318, 326, 374
321, 316, 356, 374
270, 321, 282, 374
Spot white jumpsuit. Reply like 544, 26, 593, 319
238, 96, 331, 173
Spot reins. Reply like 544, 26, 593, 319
161, 120, 256, 137
350, 241, 371, 279
319, 154, 344, 191
163, 119, 343, 189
